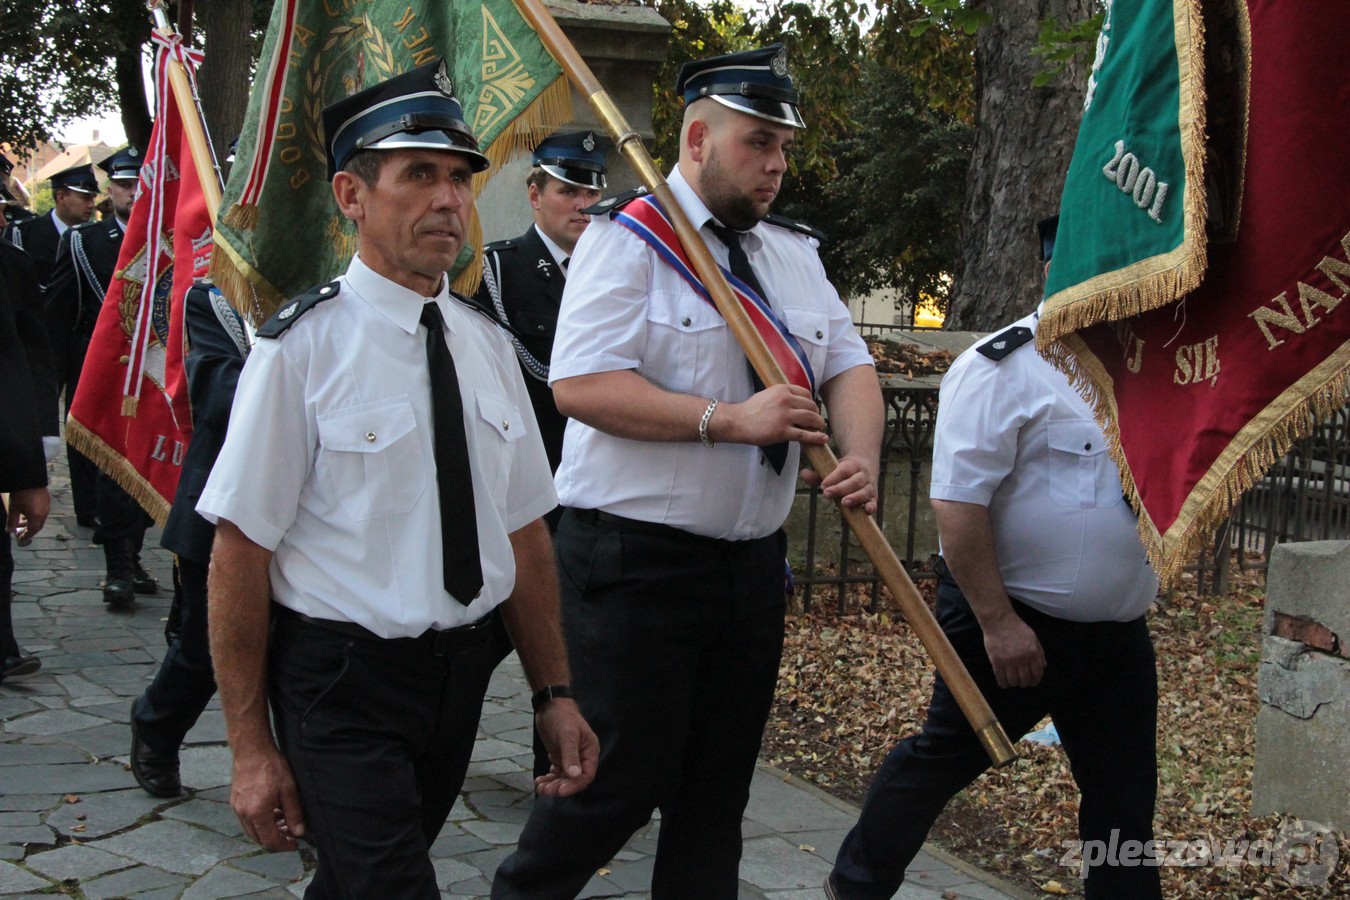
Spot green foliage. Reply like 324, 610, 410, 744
910, 0, 990, 37
648, 0, 976, 310
0, 0, 272, 151
1031, 11, 1105, 87
0, 0, 153, 151
27, 183, 53, 216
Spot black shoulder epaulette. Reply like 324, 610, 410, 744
584, 187, 650, 218
258, 281, 340, 339
975, 324, 1035, 361
451, 290, 517, 334
483, 237, 517, 254
762, 213, 827, 244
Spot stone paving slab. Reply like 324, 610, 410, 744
0, 461, 1034, 899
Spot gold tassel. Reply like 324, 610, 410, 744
222, 203, 260, 231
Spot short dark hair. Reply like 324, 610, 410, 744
343, 150, 386, 187
525, 166, 555, 192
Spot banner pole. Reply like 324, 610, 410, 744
512, 0, 1015, 767
147, 0, 222, 224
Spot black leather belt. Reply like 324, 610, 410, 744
273, 604, 496, 655
570, 507, 719, 543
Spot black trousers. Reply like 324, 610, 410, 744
96, 474, 152, 542
132, 558, 216, 754
831, 569, 1161, 899
494, 509, 787, 900
270, 608, 505, 900
0, 496, 17, 659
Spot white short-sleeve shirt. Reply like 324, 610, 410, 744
549, 167, 874, 540
929, 313, 1158, 622
197, 255, 557, 638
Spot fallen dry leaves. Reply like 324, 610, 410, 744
764, 560, 1348, 897
864, 337, 953, 378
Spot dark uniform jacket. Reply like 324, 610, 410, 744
0, 238, 59, 492
160, 283, 251, 566
477, 225, 568, 473
44, 217, 125, 400
4, 211, 68, 290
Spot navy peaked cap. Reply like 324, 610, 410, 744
676, 43, 804, 128
51, 163, 99, 195
532, 130, 609, 190
98, 146, 144, 181
322, 57, 489, 181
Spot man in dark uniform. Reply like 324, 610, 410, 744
46, 147, 158, 603
1, 215, 59, 684
3, 163, 98, 287
478, 130, 608, 510
130, 279, 248, 796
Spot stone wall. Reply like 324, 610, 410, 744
1251, 540, 1350, 831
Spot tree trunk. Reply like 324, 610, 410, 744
117, 49, 154, 150
195, 0, 255, 178
948, 0, 1093, 331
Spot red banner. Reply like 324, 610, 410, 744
67, 39, 212, 522
1044, 0, 1350, 584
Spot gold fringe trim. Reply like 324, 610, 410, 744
477, 76, 573, 181
1044, 335, 1350, 588
222, 202, 260, 231
453, 212, 485, 296
65, 417, 170, 526
1038, 0, 1211, 348
210, 228, 290, 326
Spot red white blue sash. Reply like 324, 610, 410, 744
614, 195, 816, 395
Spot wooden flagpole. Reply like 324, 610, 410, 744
512, 0, 1015, 767
148, 0, 222, 223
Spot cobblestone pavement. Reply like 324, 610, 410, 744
1, 459, 1030, 899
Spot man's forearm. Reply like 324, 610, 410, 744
820, 364, 883, 472
207, 520, 278, 756
499, 518, 571, 689
930, 499, 1015, 625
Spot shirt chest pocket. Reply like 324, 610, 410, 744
316, 397, 427, 521
474, 390, 526, 499
780, 306, 830, 388
643, 299, 729, 395
1046, 419, 1121, 508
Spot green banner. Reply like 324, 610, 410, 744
1039, 0, 1207, 342
213, 0, 569, 320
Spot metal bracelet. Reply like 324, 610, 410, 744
698, 398, 719, 448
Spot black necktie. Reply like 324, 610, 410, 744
420, 301, 482, 606
708, 223, 788, 474
561, 256, 569, 272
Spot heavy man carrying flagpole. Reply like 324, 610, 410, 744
493, 43, 885, 899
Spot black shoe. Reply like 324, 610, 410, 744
823, 873, 842, 900
132, 561, 159, 595
76, 513, 102, 530
104, 578, 135, 606
130, 706, 182, 798
0, 654, 41, 683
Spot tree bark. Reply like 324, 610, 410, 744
116, 50, 154, 150
195, 0, 255, 178
948, 0, 1093, 331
